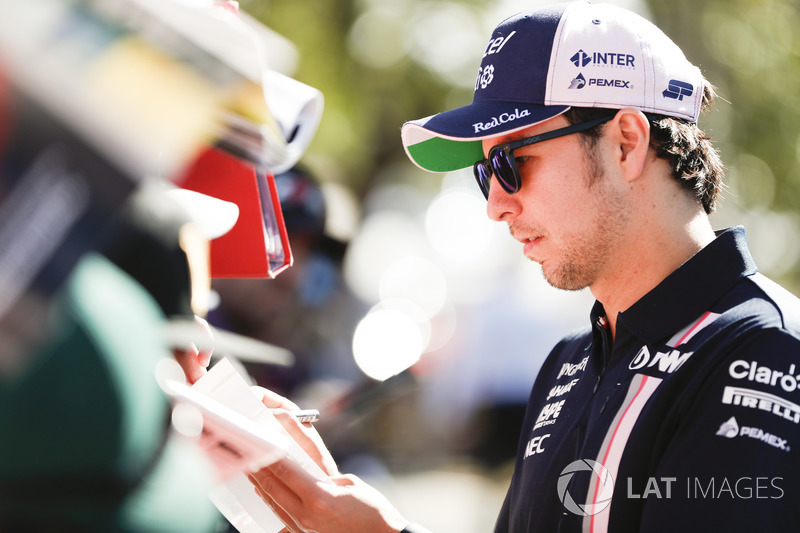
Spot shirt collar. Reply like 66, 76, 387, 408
592, 226, 757, 345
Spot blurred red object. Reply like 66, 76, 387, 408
177, 146, 292, 278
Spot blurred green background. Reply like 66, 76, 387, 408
243, 0, 800, 293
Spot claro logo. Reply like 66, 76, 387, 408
729, 360, 800, 393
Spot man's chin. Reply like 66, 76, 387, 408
540, 263, 591, 292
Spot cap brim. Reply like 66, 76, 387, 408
402, 101, 569, 173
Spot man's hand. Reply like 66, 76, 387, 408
249, 457, 408, 533
248, 386, 408, 533
251, 385, 339, 476
172, 315, 213, 384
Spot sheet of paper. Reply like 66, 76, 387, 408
187, 358, 330, 533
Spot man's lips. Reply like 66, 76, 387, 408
523, 236, 544, 255
511, 229, 545, 256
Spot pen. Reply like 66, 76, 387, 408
292, 409, 320, 424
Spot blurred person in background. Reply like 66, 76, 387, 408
245, 2, 800, 532
209, 166, 361, 397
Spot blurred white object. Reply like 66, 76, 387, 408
126, 0, 324, 173
165, 186, 240, 240
0, 0, 323, 178
162, 317, 295, 366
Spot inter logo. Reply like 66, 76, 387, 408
570, 49, 635, 68
570, 50, 592, 67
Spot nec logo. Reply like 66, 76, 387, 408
663, 79, 694, 101
523, 433, 550, 459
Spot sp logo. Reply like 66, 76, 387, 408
663, 79, 694, 101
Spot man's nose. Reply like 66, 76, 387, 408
486, 176, 520, 222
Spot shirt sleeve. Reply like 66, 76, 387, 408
493, 489, 511, 533
635, 327, 800, 531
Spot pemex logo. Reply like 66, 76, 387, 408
557, 460, 615, 516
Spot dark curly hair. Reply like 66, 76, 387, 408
563, 81, 724, 214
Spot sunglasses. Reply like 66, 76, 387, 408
473, 115, 614, 199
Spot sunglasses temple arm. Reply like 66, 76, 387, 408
510, 115, 613, 150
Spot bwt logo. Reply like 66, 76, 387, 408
663, 79, 694, 101
628, 345, 694, 374
557, 460, 614, 516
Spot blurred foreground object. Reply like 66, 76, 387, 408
0, 0, 323, 530
0, 0, 322, 179
0, 254, 220, 532
0, 0, 325, 364
177, 147, 294, 279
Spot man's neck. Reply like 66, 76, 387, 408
591, 212, 716, 339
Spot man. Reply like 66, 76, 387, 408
249, 2, 800, 532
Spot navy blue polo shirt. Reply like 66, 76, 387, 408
495, 226, 800, 532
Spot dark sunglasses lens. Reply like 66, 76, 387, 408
473, 161, 491, 199
491, 148, 520, 194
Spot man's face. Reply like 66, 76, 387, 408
482, 114, 631, 291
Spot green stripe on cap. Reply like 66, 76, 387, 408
406, 136, 485, 173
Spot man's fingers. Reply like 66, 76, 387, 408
193, 315, 214, 367
331, 473, 358, 487
272, 409, 339, 475
173, 346, 206, 384
257, 457, 333, 508
252, 385, 300, 410
249, 468, 304, 515
249, 476, 302, 533
249, 387, 339, 475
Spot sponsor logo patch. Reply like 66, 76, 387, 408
716, 416, 790, 451
476, 64, 495, 90
569, 50, 636, 69
557, 356, 589, 379
547, 378, 580, 400
722, 386, 800, 424
663, 79, 694, 101
472, 107, 530, 133
628, 346, 693, 374
534, 399, 565, 431
568, 74, 633, 90
729, 360, 800, 393
523, 433, 550, 459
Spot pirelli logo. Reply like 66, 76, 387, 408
722, 386, 800, 424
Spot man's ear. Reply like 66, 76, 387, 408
610, 108, 650, 183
